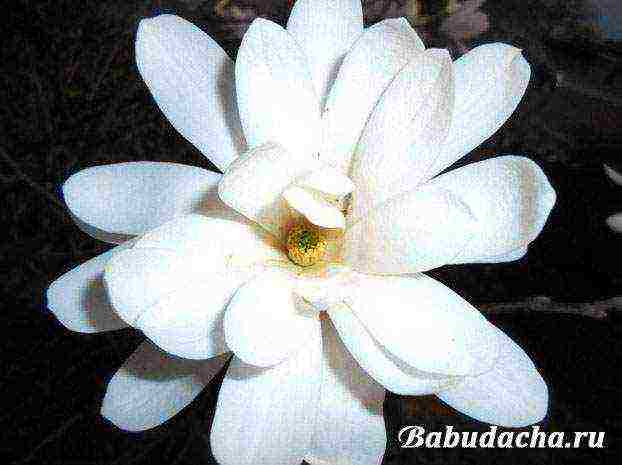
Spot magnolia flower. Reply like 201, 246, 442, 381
47, 1, 556, 464
604, 164, 622, 232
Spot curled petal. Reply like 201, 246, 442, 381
219, 143, 319, 240
295, 167, 355, 198
283, 186, 346, 229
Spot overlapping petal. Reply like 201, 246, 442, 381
346, 156, 554, 272
322, 18, 425, 172
295, 167, 355, 198
305, 320, 386, 465
53, 9, 554, 451
211, 323, 322, 465
429, 156, 556, 262
104, 215, 286, 358
219, 143, 319, 240
432, 43, 531, 175
283, 186, 346, 229
437, 326, 548, 427
287, 0, 363, 106
136, 15, 245, 171
101, 340, 228, 432
350, 49, 454, 219
63, 162, 226, 242
344, 186, 477, 273
47, 244, 131, 333
329, 306, 455, 395
236, 18, 321, 158
337, 274, 501, 376
224, 272, 317, 367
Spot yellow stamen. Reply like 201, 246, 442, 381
286, 223, 327, 267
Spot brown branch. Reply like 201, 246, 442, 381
480, 296, 622, 320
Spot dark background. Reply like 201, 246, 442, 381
2, 0, 622, 464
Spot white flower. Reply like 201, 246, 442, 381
604, 164, 622, 233
46, 1, 557, 464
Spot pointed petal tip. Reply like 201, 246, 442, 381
506, 374, 549, 428
44, 282, 82, 333
45, 248, 131, 334
425, 47, 452, 61
437, 326, 550, 428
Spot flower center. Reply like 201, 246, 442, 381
286, 223, 327, 267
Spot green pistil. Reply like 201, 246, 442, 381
297, 229, 319, 252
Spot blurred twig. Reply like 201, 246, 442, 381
0, 146, 65, 212
481, 296, 622, 319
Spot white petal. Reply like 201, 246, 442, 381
104, 216, 286, 356
101, 340, 228, 432
283, 186, 346, 229
437, 325, 548, 427
604, 164, 622, 186
236, 18, 321, 158
67, 216, 130, 245
106, 218, 284, 322
428, 156, 556, 263
329, 306, 455, 395
433, 43, 531, 175
134, 213, 283, 258
350, 49, 454, 219
296, 167, 355, 198
340, 274, 501, 376
219, 143, 319, 240
136, 15, 245, 171
344, 186, 477, 274
104, 247, 203, 325
135, 279, 233, 360
322, 18, 425, 173
63, 162, 223, 239
46, 244, 130, 333
224, 272, 317, 367
210, 322, 322, 465
466, 246, 528, 264
606, 213, 622, 233
305, 319, 386, 465
287, 0, 363, 106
